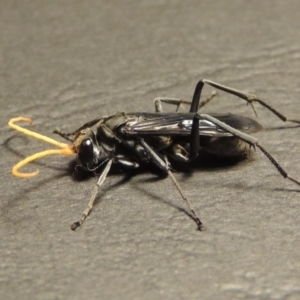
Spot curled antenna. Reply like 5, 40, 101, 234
8, 117, 74, 178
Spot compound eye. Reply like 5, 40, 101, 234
78, 139, 94, 166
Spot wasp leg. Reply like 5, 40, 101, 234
189, 115, 200, 160
190, 80, 221, 113
163, 115, 200, 163
190, 80, 206, 113
139, 138, 204, 231
198, 113, 300, 186
70, 159, 113, 231
53, 128, 73, 142
54, 117, 104, 140
154, 97, 191, 112
114, 154, 139, 169
169, 144, 190, 162
191, 79, 300, 124
154, 92, 217, 113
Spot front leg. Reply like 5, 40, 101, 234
53, 128, 73, 142
70, 159, 113, 231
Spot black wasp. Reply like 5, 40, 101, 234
8, 79, 300, 231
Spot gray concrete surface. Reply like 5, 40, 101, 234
1, 1, 300, 299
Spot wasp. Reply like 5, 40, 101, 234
8, 79, 300, 231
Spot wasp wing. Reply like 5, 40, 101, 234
122, 112, 262, 137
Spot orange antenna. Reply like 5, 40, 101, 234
8, 117, 75, 178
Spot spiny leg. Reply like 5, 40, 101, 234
198, 91, 218, 110
139, 139, 204, 230
255, 144, 300, 186
154, 98, 190, 113
192, 79, 300, 124
190, 79, 257, 115
198, 113, 300, 186
70, 159, 113, 231
154, 92, 217, 113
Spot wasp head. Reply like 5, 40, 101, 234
74, 128, 107, 171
